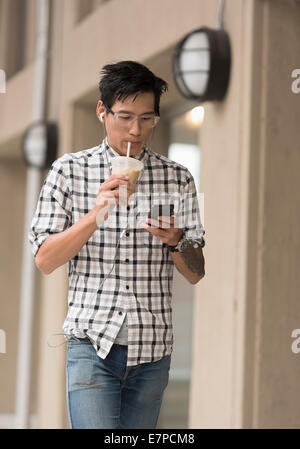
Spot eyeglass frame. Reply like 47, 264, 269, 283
103, 105, 160, 129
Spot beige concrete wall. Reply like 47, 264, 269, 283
0, 2, 42, 420
0, 64, 35, 149
189, 0, 253, 429
0, 156, 41, 422
0, 158, 26, 413
189, 0, 300, 428
244, 0, 300, 428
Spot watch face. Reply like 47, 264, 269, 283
178, 238, 188, 252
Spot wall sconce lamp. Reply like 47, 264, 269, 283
22, 121, 58, 170
173, 1, 231, 102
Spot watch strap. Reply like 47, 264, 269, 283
167, 235, 186, 252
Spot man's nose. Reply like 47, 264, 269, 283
129, 117, 142, 135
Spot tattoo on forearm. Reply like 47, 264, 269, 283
181, 243, 205, 275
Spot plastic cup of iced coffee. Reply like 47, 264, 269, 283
111, 156, 144, 195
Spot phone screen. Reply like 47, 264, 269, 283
148, 204, 174, 220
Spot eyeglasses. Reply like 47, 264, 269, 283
104, 105, 160, 129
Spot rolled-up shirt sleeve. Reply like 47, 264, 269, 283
28, 158, 72, 257
179, 172, 205, 248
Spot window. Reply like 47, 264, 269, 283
0, 0, 28, 79
76, 0, 110, 24
168, 106, 204, 190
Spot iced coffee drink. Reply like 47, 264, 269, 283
111, 156, 144, 193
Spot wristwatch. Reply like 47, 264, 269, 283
167, 235, 188, 253
167, 234, 206, 252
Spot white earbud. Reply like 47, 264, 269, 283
99, 112, 104, 122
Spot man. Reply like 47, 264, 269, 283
29, 60, 205, 429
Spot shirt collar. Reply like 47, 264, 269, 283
102, 137, 149, 165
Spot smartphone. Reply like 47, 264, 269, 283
148, 204, 175, 220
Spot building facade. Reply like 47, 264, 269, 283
0, 0, 300, 429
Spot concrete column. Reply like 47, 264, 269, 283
189, 0, 300, 429
243, 0, 300, 428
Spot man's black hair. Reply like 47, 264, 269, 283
99, 60, 168, 116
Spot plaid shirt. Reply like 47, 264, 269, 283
29, 138, 205, 366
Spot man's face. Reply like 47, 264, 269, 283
97, 91, 156, 156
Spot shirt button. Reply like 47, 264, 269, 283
125, 258, 129, 263
119, 311, 122, 315
127, 206, 130, 211
126, 285, 129, 290
126, 232, 130, 237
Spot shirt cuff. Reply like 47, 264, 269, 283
29, 233, 49, 257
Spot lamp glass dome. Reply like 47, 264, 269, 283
173, 26, 231, 102
24, 123, 47, 167
178, 32, 210, 97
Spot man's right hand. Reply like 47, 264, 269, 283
93, 174, 132, 224
35, 176, 132, 275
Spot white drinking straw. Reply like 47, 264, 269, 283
126, 141, 131, 158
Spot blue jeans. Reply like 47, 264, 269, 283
66, 338, 171, 429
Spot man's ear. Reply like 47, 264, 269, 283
96, 100, 105, 120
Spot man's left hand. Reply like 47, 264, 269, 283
141, 214, 183, 246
